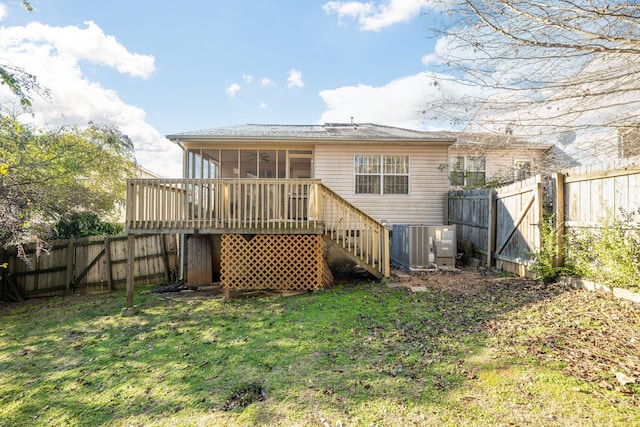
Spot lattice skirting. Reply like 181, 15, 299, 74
221, 234, 334, 291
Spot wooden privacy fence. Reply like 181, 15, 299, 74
559, 162, 640, 244
446, 175, 543, 276
0, 234, 178, 301
444, 187, 494, 265
446, 162, 640, 277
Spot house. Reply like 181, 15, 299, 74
449, 132, 554, 188
124, 123, 456, 301
546, 126, 640, 173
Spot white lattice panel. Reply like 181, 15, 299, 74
221, 234, 333, 291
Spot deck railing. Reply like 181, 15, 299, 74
126, 178, 390, 278
319, 185, 390, 278
126, 178, 320, 232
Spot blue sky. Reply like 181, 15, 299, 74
0, 0, 461, 176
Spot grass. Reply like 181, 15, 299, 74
1, 272, 639, 426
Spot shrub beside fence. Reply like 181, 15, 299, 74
0, 234, 178, 301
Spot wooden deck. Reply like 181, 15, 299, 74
126, 178, 390, 279
126, 178, 321, 234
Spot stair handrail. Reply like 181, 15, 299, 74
318, 184, 390, 279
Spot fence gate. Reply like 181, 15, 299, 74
492, 175, 543, 276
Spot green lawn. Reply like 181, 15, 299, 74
1, 272, 638, 426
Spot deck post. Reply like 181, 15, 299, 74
382, 226, 390, 279
122, 233, 138, 316
308, 182, 320, 221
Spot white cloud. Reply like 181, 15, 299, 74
322, 0, 432, 31
0, 4, 7, 21
261, 77, 275, 87
421, 53, 438, 66
322, 1, 373, 24
225, 83, 241, 98
287, 69, 304, 88
0, 20, 182, 177
319, 72, 480, 130
242, 73, 253, 83
259, 101, 268, 109
0, 21, 155, 78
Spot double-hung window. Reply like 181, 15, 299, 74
355, 154, 409, 194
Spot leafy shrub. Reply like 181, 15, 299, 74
529, 215, 570, 283
52, 212, 123, 239
565, 209, 640, 292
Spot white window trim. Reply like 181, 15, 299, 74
450, 155, 486, 187
513, 158, 532, 181
353, 154, 410, 195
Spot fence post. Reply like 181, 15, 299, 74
33, 250, 40, 293
104, 236, 113, 291
65, 239, 74, 295
533, 176, 545, 275
487, 189, 497, 267
126, 234, 136, 310
553, 172, 565, 268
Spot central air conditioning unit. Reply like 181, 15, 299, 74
391, 224, 457, 270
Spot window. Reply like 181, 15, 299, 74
355, 154, 409, 194
619, 127, 640, 159
514, 159, 532, 181
187, 149, 217, 178
450, 155, 486, 187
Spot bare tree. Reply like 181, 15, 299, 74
428, 0, 640, 166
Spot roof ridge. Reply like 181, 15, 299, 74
166, 123, 458, 142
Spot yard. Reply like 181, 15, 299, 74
1, 267, 639, 426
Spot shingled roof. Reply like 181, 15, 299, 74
454, 132, 554, 150
166, 123, 456, 142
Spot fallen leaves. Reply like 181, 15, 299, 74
484, 281, 640, 400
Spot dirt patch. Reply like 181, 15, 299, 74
388, 265, 514, 295
222, 382, 266, 411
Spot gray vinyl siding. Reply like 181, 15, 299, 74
314, 144, 450, 226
